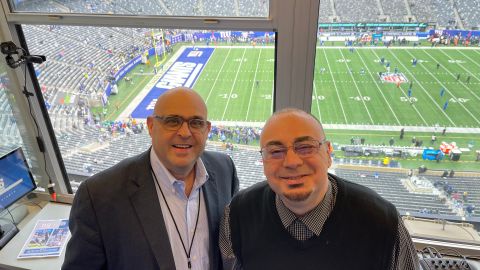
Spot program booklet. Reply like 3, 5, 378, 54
17, 219, 70, 259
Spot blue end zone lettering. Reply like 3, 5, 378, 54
131, 47, 214, 118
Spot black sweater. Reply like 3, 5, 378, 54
229, 174, 398, 270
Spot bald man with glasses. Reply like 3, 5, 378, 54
64, 87, 239, 270
219, 108, 419, 270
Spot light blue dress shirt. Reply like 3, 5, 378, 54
150, 150, 209, 270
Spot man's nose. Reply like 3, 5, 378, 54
177, 121, 192, 137
282, 148, 303, 168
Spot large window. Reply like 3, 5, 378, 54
22, 25, 275, 191
313, 2, 480, 245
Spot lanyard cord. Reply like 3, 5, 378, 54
150, 167, 201, 269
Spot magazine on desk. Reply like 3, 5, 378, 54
17, 219, 70, 259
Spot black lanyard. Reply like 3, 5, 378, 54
150, 167, 201, 269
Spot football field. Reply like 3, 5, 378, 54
193, 47, 275, 122
191, 46, 480, 128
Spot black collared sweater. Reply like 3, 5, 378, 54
229, 174, 398, 270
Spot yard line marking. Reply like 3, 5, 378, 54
418, 49, 480, 124
222, 48, 247, 120
245, 48, 262, 121
313, 75, 322, 122
204, 48, 232, 104
436, 50, 480, 100
455, 49, 480, 69
369, 49, 428, 125
338, 48, 374, 124
388, 50, 456, 126
357, 50, 401, 125
322, 48, 348, 124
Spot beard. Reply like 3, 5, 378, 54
283, 184, 312, 202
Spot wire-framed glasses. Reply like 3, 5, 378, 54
260, 139, 327, 160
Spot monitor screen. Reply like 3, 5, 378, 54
0, 148, 36, 210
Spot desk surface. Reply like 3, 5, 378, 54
0, 203, 71, 270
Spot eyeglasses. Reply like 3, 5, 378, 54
152, 115, 210, 132
260, 139, 327, 160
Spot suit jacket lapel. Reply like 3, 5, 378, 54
202, 157, 220, 270
127, 150, 176, 270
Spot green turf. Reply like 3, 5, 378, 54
193, 47, 275, 122
190, 46, 480, 128
313, 47, 480, 127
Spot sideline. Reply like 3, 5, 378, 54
116, 46, 187, 120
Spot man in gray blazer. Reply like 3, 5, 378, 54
63, 87, 239, 270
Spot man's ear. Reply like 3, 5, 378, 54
146, 116, 154, 136
326, 141, 333, 154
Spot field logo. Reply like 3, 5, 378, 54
380, 72, 408, 84
188, 50, 203, 57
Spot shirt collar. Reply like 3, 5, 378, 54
149, 149, 209, 191
275, 175, 337, 236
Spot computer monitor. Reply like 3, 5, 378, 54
0, 147, 37, 249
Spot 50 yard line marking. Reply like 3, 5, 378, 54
369, 49, 428, 125
323, 48, 348, 124
338, 48, 374, 124
204, 48, 232, 104
245, 48, 262, 121
222, 48, 247, 120
388, 50, 456, 126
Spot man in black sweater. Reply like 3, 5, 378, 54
219, 108, 419, 270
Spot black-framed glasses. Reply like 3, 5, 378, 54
152, 115, 210, 132
260, 139, 327, 160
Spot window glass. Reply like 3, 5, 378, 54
313, 3, 480, 243
23, 25, 275, 191
0, 66, 44, 189
11, 0, 269, 17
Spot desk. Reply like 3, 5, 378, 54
0, 203, 71, 270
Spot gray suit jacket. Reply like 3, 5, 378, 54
62, 149, 239, 270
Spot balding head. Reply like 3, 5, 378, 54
147, 87, 210, 179
260, 108, 331, 215
261, 108, 326, 146
153, 87, 208, 119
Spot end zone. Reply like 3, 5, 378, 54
128, 47, 215, 119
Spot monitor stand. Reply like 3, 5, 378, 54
0, 223, 19, 249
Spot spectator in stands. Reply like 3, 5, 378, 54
219, 108, 419, 270
63, 87, 239, 270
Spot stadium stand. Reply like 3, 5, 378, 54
454, 0, 480, 29
333, 0, 381, 22
380, 0, 409, 22
335, 168, 457, 216
13, 0, 480, 28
